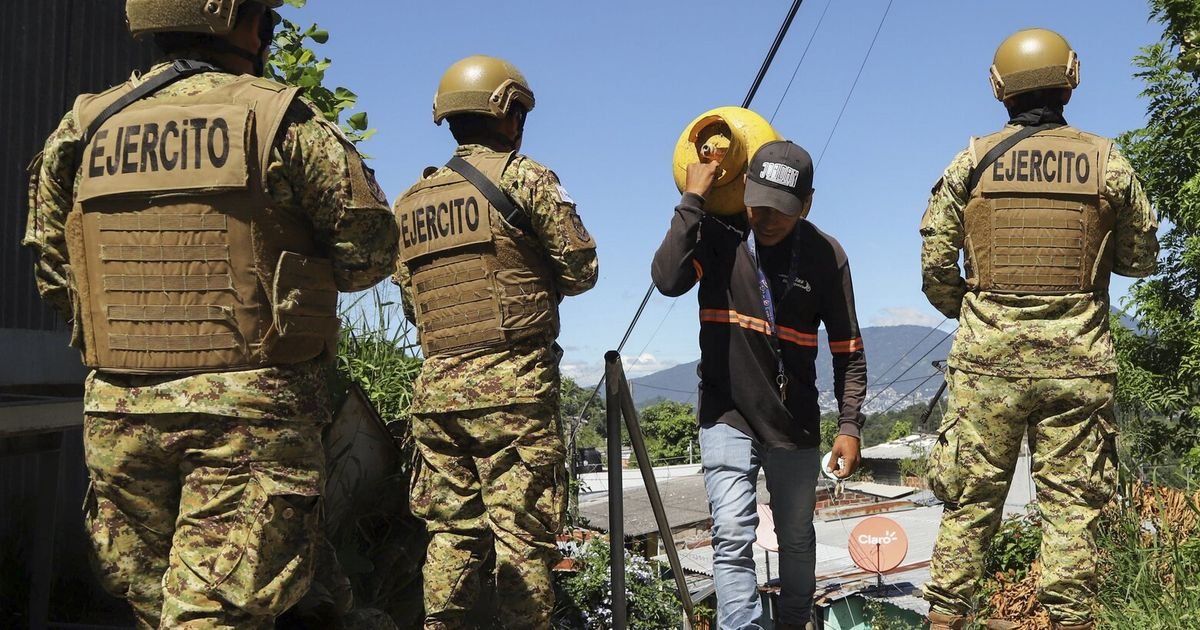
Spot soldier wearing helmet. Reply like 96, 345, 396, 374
920, 29, 1158, 630
392, 54, 598, 629
22, 1, 398, 627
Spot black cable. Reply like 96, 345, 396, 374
865, 318, 947, 388
771, 0, 833, 123
862, 325, 957, 409
815, 0, 895, 168
875, 370, 944, 416
743, 0, 807, 108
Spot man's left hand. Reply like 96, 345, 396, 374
828, 434, 861, 479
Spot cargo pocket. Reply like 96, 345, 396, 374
495, 269, 554, 331
927, 416, 965, 506
206, 465, 322, 616
514, 444, 566, 536
265, 251, 340, 363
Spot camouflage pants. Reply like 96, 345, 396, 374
82, 412, 325, 629
410, 402, 566, 630
924, 369, 1118, 626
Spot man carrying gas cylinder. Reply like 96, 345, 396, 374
652, 136, 867, 630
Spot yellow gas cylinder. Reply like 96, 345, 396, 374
672, 106, 783, 215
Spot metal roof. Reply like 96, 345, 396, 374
859, 434, 937, 461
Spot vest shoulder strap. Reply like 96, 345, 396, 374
968, 122, 1065, 192
77, 60, 219, 147
446, 152, 533, 236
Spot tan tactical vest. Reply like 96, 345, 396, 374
396, 152, 557, 357
964, 126, 1114, 294
66, 74, 339, 373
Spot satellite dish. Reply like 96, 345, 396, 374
754, 503, 779, 552
848, 516, 908, 573
820, 451, 843, 481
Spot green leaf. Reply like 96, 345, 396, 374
347, 112, 369, 130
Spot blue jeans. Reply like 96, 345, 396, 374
700, 422, 820, 630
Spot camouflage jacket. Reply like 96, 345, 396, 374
23, 62, 399, 423
920, 124, 1158, 378
393, 144, 599, 414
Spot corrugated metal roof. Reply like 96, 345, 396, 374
859, 434, 937, 461
843, 481, 917, 500
1, 0, 157, 332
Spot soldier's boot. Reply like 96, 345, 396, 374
1051, 622, 1094, 630
927, 610, 971, 629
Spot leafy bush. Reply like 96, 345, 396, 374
553, 537, 684, 630
984, 508, 1043, 580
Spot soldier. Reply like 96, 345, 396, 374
392, 55, 598, 629
920, 29, 1159, 630
652, 141, 867, 630
22, 1, 398, 627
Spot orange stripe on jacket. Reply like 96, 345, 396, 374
829, 337, 864, 353
699, 309, 819, 347
693, 260, 704, 280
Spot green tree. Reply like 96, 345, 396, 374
562, 376, 607, 451
888, 420, 913, 442
638, 400, 699, 464
269, 0, 373, 143
1115, 0, 1200, 466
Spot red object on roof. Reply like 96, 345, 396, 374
848, 516, 908, 573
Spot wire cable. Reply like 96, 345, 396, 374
866, 318, 948, 388
815, 0, 895, 168
875, 369, 945, 416
770, 0, 834, 123
862, 325, 957, 410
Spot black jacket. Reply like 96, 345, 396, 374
651, 193, 867, 449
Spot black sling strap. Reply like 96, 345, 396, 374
82, 59, 219, 147
967, 122, 1066, 192
446, 155, 534, 236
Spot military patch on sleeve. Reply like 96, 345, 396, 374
555, 184, 575, 204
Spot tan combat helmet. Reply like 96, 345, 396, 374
989, 28, 1080, 101
433, 55, 536, 125
126, 0, 284, 37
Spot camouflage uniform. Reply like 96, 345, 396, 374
24, 62, 398, 629
919, 127, 1158, 625
394, 144, 598, 629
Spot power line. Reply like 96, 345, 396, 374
861, 325, 956, 409
874, 370, 944, 416
815, 0, 895, 168
770, 0, 833, 123
866, 318, 948, 387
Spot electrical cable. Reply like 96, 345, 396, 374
815, 0, 894, 168
862, 325, 956, 410
875, 369, 944, 416
770, 0, 834, 123
865, 318, 947, 388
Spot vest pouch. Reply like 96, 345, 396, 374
263, 251, 339, 364
495, 268, 555, 332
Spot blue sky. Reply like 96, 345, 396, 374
290, 1, 1166, 385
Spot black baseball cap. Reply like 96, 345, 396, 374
744, 140, 814, 216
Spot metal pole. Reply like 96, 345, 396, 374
604, 351, 627, 630
616, 367, 697, 628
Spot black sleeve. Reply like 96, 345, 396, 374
651, 192, 708, 297
822, 246, 867, 439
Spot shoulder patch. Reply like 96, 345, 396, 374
555, 184, 574, 204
